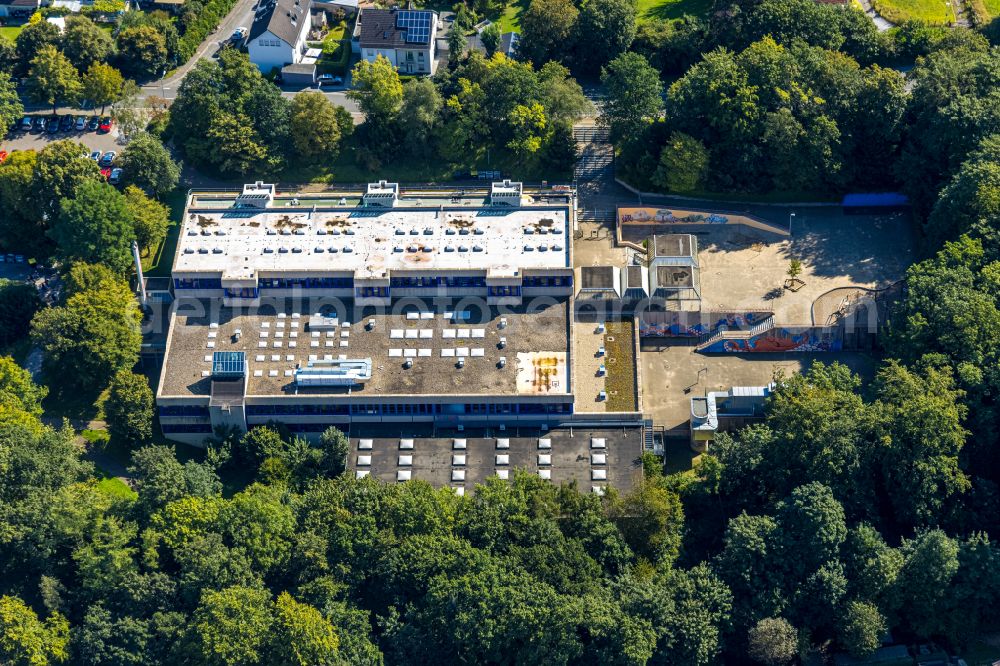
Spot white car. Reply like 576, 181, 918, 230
232, 26, 248, 41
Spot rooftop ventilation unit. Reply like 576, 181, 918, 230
235, 181, 275, 208
498, 356, 506, 368
294, 358, 372, 387
457, 359, 465, 369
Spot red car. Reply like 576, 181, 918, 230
98, 117, 113, 133
100, 167, 112, 180
0, 151, 7, 163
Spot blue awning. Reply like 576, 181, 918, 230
842, 193, 910, 208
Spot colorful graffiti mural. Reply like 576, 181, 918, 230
619, 208, 729, 226
699, 327, 843, 353
638, 311, 772, 338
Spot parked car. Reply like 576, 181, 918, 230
32, 117, 46, 133
99, 167, 111, 180
232, 26, 248, 41
47, 117, 60, 134
0, 151, 7, 163
20, 116, 33, 131
58, 115, 74, 132
74, 116, 87, 131
99, 151, 116, 167
89, 150, 102, 161
98, 117, 113, 133
87, 116, 100, 131
317, 74, 343, 87
108, 168, 123, 185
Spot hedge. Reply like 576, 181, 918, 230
177, 0, 240, 61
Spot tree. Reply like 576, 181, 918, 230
652, 131, 708, 193
319, 426, 349, 476
270, 592, 339, 665
51, 180, 136, 274
0, 280, 40, 347
116, 26, 168, 80
747, 617, 798, 665
30, 269, 141, 391
25, 46, 82, 114
447, 24, 467, 63
397, 79, 442, 156
105, 370, 154, 446
787, 258, 802, 280
0, 35, 14, 74
607, 479, 684, 564
123, 185, 170, 255
61, 15, 115, 71
0, 595, 70, 665
0, 72, 23, 136
289, 92, 344, 160
519, 0, 578, 66
481, 23, 501, 57
599, 52, 662, 144
13, 19, 60, 77
119, 132, 181, 198
193, 586, 274, 666
129, 445, 221, 516
572, 0, 636, 75
205, 111, 273, 176
81, 63, 125, 115
31, 140, 104, 228
838, 601, 886, 658
506, 102, 548, 159
0, 356, 47, 425
348, 55, 403, 132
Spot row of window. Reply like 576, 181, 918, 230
159, 405, 210, 417
162, 423, 213, 434
225, 288, 259, 299
248, 402, 573, 416
523, 276, 573, 288
174, 278, 223, 290
175, 276, 573, 292
488, 286, 521, 297
259, 277, 354, 289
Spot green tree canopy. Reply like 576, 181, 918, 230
51, 180, 136, 274
25, 45, 82, 113
118, 132, 181, 197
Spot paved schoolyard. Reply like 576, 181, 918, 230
626, 206, 916, 431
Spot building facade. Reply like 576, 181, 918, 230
357, 8, 437, 75
248, 0, 312, 73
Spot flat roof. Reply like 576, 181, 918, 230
580, 266, 616, 290
655, 265, 695, 288
175, 203, 570, 280
653, 234, 695, 258
158, 298, 571, 398
347, 427, 643, 492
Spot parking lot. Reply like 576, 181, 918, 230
2, 112, 123, 156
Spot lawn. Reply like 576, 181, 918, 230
980, 0, 1000, 17
96, 475, 138, 501
496, 0, 529, 32
871, 0, 955, 24
637, 0, 713, 22
0, 25, 24, 41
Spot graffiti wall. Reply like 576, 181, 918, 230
638, 311, 772, 338
617, 207, 790, 236
699, 327, 843, 353
618, 207, 729, 226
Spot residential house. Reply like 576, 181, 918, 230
0, 0, 39, 16
357, 8, 437, 75
248, 0, 312, 74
